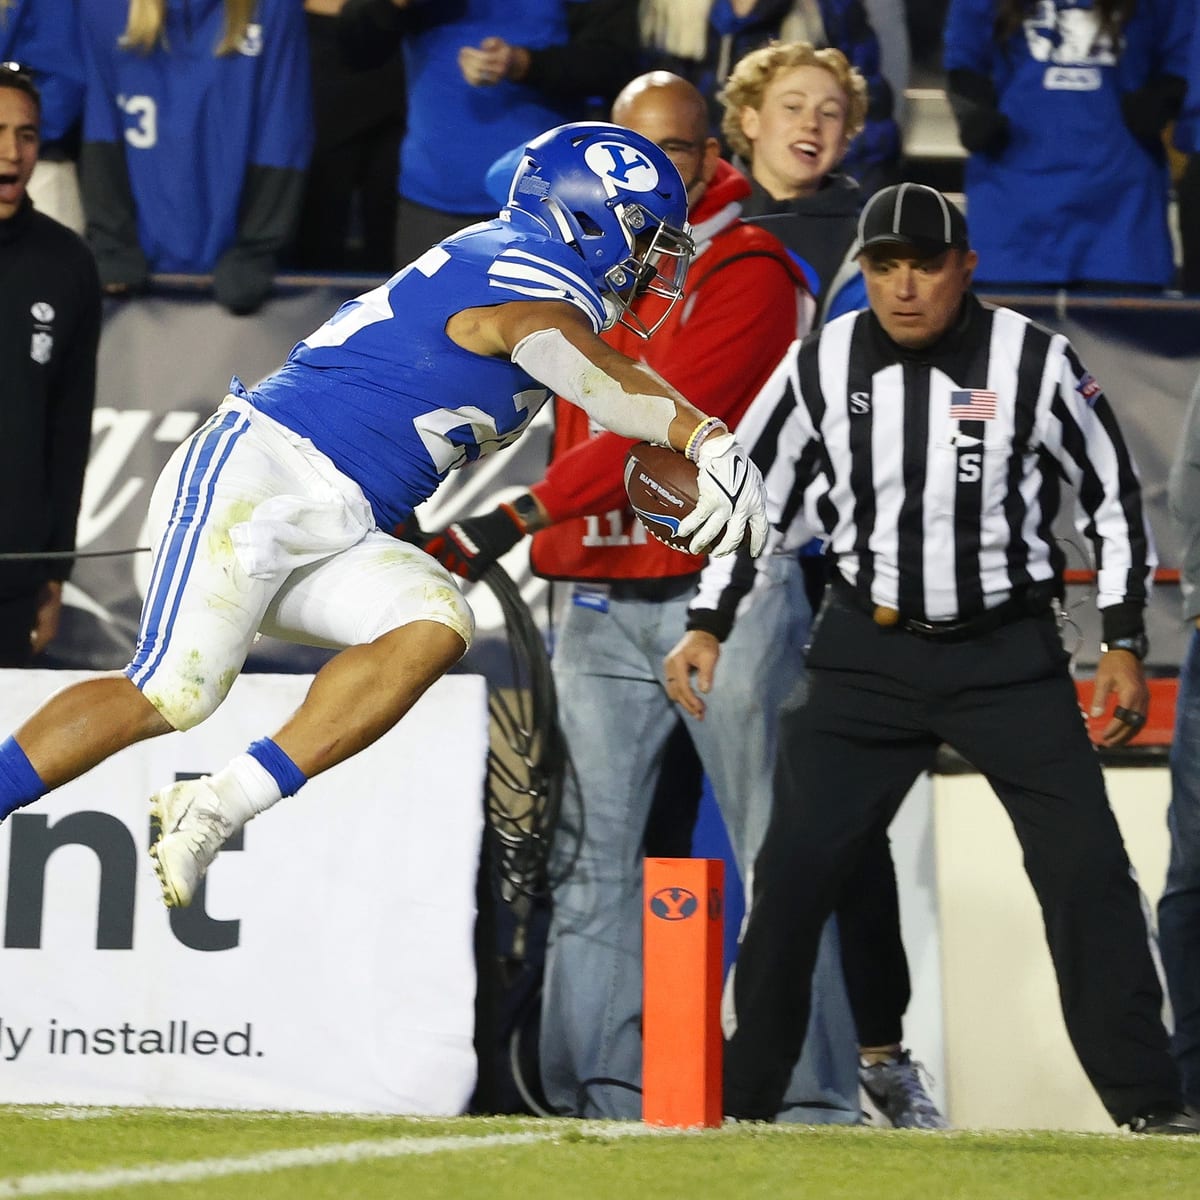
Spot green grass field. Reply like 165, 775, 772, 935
1, 1108, 1198, 1200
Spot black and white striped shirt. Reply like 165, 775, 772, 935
692, 296, 1156, 638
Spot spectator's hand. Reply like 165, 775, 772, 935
677, 432, 768, 557
457, 36, 529, 86
30, 580, 63, 658
956, 106, 1010, 156
424, 502, 528, 581
213, 247, 274, 316
664, 630, 721, 721
947, 68, 1011, 157
1121, 75, 1186, 145
1090, 647, 1150, 748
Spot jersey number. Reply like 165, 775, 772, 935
118, 95, 157, 149
301, 271, 549, 475
581, 509, 648, 548
303, 282, 395, 349
414, 390, 547, 475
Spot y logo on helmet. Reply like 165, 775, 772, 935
584, 141, 660, 192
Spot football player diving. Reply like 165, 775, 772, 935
0, 122, 767, 909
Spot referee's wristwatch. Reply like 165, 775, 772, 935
1100, 633, 1149, 661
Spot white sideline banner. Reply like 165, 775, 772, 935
0, 670, 487, 1114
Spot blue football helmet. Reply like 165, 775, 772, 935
503, 121, 694, 339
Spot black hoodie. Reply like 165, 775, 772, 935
736, 167, 864, 322
0, 197, 100, 598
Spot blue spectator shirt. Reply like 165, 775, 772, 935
399, 0, 588, 215
78, 0, 312, 274
0, 0, 85, 145
944, 0, 1191, 287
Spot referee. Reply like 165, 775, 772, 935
666, 182, 1197, 1133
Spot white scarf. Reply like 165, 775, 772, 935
639, 0, 714, 62
639, 0, 828, 67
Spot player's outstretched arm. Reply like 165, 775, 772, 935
446, 300, 767, 555
450, 300, 708, 452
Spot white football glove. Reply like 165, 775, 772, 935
676, 432, 768, 557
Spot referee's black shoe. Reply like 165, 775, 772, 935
1128, 1105, 1200, 1135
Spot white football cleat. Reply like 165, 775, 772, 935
149, 777, 236, 908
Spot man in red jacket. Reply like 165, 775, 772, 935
426, 70, 861, 1122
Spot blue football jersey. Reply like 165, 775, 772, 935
245, 217, 607, 529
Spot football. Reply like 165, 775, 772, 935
623, 442, 702, 554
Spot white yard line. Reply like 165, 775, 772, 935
0, 1123, 671, 1196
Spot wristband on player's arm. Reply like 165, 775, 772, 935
685, 417, 728, 463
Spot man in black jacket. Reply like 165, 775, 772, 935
0, 63, 100, 665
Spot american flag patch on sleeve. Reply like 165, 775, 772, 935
950, 389, 998, 420
1076, 373, 1102, 405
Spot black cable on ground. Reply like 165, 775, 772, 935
476, 559, 575, 904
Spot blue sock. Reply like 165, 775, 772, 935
0, 736, 48, 820
246, 737, 307, 798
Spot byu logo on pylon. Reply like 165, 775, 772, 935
584, 141, 659, 191
649, 886, 699, 921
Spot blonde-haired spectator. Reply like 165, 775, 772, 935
720, 40, 867, 161
720, 40, 869, 326
640, 0, 899, 195
118, 0, 258, 53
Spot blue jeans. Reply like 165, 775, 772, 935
1160, 626, 1200, 1107
539, 555, 859, 1121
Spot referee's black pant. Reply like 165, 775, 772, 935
724, 594, 1182, 1126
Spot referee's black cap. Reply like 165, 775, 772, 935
854, 183, 969, 257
